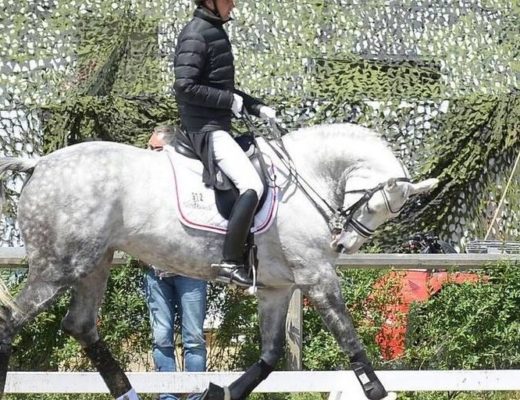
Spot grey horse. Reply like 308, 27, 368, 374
0, 123, 437, 400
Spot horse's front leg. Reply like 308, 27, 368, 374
301, 266, 393, 400
201, 286, 293, 400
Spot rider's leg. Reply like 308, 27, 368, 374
211, 130, 263, 287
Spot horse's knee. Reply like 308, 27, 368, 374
260, 328, 285, 366
260, 347, 283, 367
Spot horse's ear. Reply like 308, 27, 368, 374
407, 178, 439, 195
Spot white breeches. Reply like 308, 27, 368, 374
211, 130, 264, 198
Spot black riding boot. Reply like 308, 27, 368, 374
212, 189, 258, 287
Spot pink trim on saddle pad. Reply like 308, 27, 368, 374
165, 146, 278, 235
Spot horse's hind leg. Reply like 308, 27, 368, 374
0, 272, 67, 397
61, 254, 138, 400
302, 268, 392, 400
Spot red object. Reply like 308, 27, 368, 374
369, 270, 482, 360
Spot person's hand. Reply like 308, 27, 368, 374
231, 93, 244, 117
259, 105, 276, 121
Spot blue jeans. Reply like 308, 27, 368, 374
144, 269, 207, 400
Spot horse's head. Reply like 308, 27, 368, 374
330, 177, 439, 253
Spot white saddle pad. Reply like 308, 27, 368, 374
165, 146, 278, 235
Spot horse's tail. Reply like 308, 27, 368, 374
0, 157, 37, 177
0, 157, 37, 310
0, 157, 37, 217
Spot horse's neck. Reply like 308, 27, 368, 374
260, 125, 405, 208
280, 125, 403, 182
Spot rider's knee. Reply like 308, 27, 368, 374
245, 179, 263, 201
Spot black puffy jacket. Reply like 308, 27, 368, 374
173, 7, 263, 134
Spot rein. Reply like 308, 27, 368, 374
242, 112, 410, 236
243, 112, 336, 224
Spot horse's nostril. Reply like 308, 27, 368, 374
335, 244, 345, 253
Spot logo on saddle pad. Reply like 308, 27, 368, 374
165, 146, 278, 235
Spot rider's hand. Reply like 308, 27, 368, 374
259, 105, 276, 121
231, 93, 244, 117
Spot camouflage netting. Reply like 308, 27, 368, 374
0, 0, 519, 248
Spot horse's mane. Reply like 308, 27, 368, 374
285, 123, 400, 175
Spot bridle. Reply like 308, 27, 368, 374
241, 112, 410, 238
330, 177, 411, 238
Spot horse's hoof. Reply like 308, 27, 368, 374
200, 382, 226, 400
362, 381, 389, 400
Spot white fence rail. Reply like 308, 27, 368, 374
5, 370, 520, 395
335, 252, 520, 269
2, 247, 520, 268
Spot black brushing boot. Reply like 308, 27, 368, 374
350, 350, 389, 400
212, 189, 258, 287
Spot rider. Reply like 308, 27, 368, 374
174, 0, 276, 287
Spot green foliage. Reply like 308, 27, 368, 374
315, 59, 442, 101
206, 285, 262, 371
39, 11, 176, 153
405, 263, 520, 370
406, 94, 520, 241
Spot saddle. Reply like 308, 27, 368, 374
173, 129, 270, 220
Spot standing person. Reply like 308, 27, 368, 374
145, 128, 208, 400
173, 0, 277, 287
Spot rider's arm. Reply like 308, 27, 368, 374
234, 89, 265, 117
174, 32, 234, 110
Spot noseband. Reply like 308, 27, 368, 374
330, 177, 411, 238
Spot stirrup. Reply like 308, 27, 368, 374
211, 261, 253, 288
